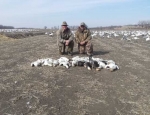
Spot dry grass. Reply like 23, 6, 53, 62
0, 34, 12, 41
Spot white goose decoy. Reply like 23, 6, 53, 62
114, 33, 119, 37
132, 36, 139, 40
146, 36, 150, 41
49, 33, 54, 36
106, 35, 110, 38
91, 33, 97, 38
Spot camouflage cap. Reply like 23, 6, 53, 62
80, 22, 86, 26
61, 21, 68, 26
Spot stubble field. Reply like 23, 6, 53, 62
0, 32, 150, 115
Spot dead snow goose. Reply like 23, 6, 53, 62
31, 59, 44, 67
105, 60, 119, 72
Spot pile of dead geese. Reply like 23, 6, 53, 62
31, 56, 119, 72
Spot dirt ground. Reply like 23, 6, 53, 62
0, 33, 150, 115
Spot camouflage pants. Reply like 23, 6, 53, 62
78, 41, 93, 55
58, 41, 74, 54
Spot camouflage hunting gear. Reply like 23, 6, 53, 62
57, 28, 74, 43
57, 27, 74, 54
75, 26, 93, 55
75, 27, 92, 43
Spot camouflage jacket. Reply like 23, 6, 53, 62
75, 27, 92, 43
57, 28, 73, 43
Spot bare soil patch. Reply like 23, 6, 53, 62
0, 34, 150, 115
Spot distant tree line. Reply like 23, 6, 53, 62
51, 26, 59, 30
0, 25, 14, 29
2, 20, 149, 30
68, 26, 78, 30
138, 20, 150, 29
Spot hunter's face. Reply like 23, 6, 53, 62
80, 25, 85, 30
62, 25, 67, 30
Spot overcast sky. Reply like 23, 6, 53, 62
0, 0, 150, 28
